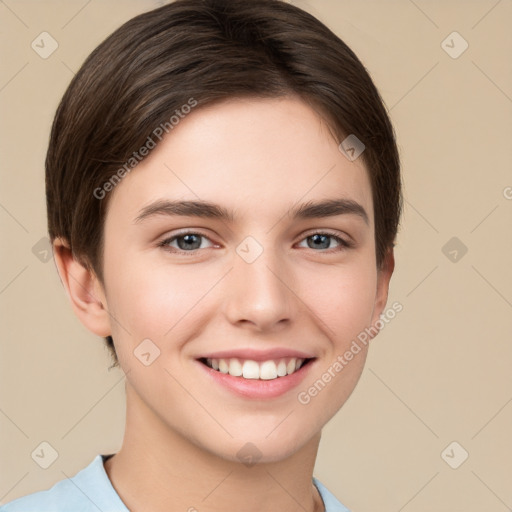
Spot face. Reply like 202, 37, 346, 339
96, 96, 392, 462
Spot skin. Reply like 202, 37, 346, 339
54, 95, 394, 512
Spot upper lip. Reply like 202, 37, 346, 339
197, 348, 316, 362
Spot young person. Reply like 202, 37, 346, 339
1, 0, 401, 510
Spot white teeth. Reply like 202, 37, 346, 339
218, 359, 229, 374
287, 358, 297, 375
276, 360, 287, 377
229, 358, 243, 377
204, 357, 307, 380
242, 360, 260, 379
259, 361, 277, 380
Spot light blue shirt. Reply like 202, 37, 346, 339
1, 454, 350, 511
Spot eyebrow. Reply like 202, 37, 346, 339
134, 198, 369, 226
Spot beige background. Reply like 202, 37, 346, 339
1, 0, 511, 510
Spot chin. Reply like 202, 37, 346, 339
205, 427, 318, 466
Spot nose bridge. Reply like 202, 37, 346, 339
223, 234, 295, 329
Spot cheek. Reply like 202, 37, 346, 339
104, 254, 214, 343
300, 261, 377, 344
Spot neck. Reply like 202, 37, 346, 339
104, 382, 324, 512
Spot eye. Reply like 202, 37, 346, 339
297, 232, 352, 252
158, 231, 215, 254
158, 230, 353, 255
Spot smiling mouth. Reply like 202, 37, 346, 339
198, 357, 315, 380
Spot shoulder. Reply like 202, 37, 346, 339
0, 478, 86, 511
313, 477, 351, 512
0, 454, 126, 512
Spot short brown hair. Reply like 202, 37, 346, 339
46, 0, 402, 368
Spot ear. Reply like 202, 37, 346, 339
52, 237, 112, 337
369, 247, 395, 339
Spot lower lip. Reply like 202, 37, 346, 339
196, 359, 315, 399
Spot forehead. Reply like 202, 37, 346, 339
106, 95, 374, 228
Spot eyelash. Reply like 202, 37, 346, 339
157, 230, 353, 255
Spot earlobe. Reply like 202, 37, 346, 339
52, 237, 112, 338
369, 247, 395, 338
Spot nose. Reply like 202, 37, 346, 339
222, 243, 296, 332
